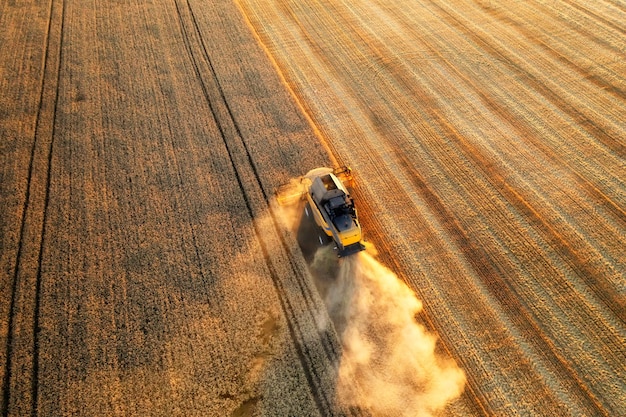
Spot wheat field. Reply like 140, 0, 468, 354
1, 0, 624, 416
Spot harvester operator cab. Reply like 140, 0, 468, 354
322, 189, 357, 232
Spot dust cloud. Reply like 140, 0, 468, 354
310, 244, 466, 417
273, 192, 465, 415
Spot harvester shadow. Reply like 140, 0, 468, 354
295, 201, 333, 263
294, 201, 355, 338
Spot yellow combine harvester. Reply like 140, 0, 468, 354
276, 166, 365, 257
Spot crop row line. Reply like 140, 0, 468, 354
2, 0, 66, 416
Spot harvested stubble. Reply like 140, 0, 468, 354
237, 0, 626, 415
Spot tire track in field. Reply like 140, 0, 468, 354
29, 0, 66, 413
2, 0, 65, 415
172, 2, 351, 415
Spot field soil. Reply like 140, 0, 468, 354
2, 0, 625, 416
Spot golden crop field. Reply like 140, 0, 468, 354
1, 0, 624, 416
